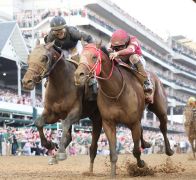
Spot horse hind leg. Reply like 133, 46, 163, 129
148, 104, 174, 156
140, 125, 151, 149
89, 114, 102, 173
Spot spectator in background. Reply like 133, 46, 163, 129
11, 134, 18, 155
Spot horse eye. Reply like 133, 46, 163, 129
41, 56, 48, 63
92, 56, 97, 62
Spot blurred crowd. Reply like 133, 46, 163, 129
14, 8, 87, 28
0, 126, 190, 157
0, 88, 43, 107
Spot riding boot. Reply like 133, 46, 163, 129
134, 61, 153, 103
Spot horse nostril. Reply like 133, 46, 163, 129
79, 72, 84, 77
27, 80, 33, 84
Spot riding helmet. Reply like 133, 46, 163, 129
50, 16, 66, 31
111, 29, 130, 47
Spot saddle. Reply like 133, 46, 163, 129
114, 58, 155, 104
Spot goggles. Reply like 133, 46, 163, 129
112, 44, 126, 51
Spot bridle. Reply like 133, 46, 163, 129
78, 45, 115, 80
78, 45, 125, 100
27, 45, 64, 84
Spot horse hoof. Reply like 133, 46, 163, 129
166, 149, 174, 156
48, 157, 58, 165
57, 153, 67, 161
138, 160, 145, 168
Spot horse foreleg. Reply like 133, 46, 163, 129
57, 124, 72, 161
130, 122, 145, 168
57, 119, 72, 160
57, 108, 81, 160
89, 114, 102, 173
34, 116, 57, 150
102, 120, 117, 178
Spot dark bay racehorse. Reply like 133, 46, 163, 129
22, 42, 102, 172
74, 43, 174, 177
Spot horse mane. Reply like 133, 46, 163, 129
53, 44, 62, 54
100, 46, 109, 58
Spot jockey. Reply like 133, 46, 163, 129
44, 16, 93, 61
44, 16, 97, 99
109, 29, 153, 103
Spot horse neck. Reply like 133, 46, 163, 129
98, 54, 123, 97
48, 59, 75, 91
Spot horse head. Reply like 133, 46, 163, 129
74, 42, 111, 86
22, 42, 63, 90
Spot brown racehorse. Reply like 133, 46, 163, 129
22, 42, 102, 172
74, 43, 174, 177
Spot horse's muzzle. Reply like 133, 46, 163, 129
22, 79, 35, 90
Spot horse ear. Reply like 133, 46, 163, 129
95, 39, 102, 49
45, 41, 54, 49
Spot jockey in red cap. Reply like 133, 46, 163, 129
109, 29, 153, 103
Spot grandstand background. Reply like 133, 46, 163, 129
0, 0, 195, 134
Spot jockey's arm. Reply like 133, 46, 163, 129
117, 44, 136, 56
69, 26, 93, 43
117, 37, 139, 56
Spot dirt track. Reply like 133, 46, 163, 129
0, 154, 195, 180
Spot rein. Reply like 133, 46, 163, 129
99, 67, 126, 101
42, 51, 64, 78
